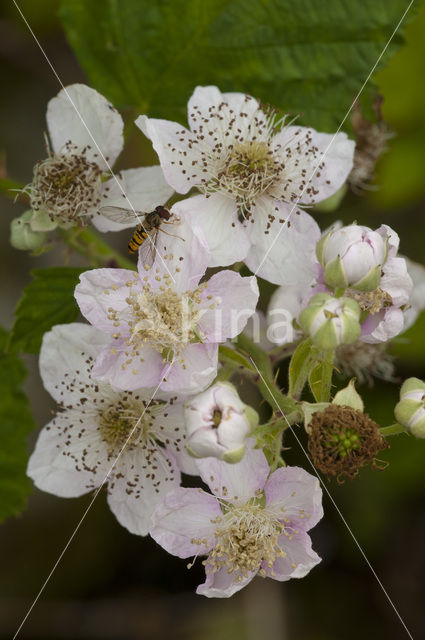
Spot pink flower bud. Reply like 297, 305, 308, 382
184, 382, 258, 462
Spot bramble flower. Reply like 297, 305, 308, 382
299, 293, 361, 350
184, 382, 258, 462
27, 323, 196, 536
136, 85, 354, 284
150, 441, 323, 597
75, 217, 259, 394
18, 84, 173, 234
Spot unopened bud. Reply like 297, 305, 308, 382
184, 382, 258, 463
10, 211, 48, 252
299, 293, 361, 350
316, 224, 387, 291
394, 377, 425, 438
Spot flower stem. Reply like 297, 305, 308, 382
58, 227, 135, 270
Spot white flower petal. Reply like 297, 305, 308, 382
264, 466, 323, 531
92, 341, 166, 391
47, 84, 124, 169
107, 447, 180, 536
136, 115, 203, 193
27, 411, 108, 497
245, 198, 320, 286
150, 487, 221, 557
271, 126, 354, 205
196, 563, 256, 598
75, 268, 138, 336
174, 193, 250, 267
93, 166, 174, 232
138, 210, 210, 294
198, 271, 259, 341
265, 531, 321, 580
160, 344, 218, 395
39, 323, 111, 405
197, 439, 269, 502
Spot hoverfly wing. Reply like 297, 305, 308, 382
98, 205, 146, 225
137, 227, 160, 269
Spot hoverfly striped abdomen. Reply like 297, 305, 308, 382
128, 225, 149, 254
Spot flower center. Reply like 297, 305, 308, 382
347, 287, 392, 315
212, 409, 222, 427
98, 399, 161, 455
123, 280, 204, 358
206, 501, 288, 579
28, 142, 102, 224
206, 141, 283, 209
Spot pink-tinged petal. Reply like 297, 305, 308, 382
150, 487, 221, 557
403, 257, 425, 331
188, 86, 264, 147
245, 198, 320, 286
376, 224, 400, 257
138, 209, 210, 293
136, 115, 203, 193
196, 563, 256, 598
264, 531, 321, 580
160, 344, 218, 395
107, 447, 180, 536
361, 307, 404, 344
93, 166, 174, 232
264, 466, 323, 531
92, 341, 165, 391
39, 323, 111, 405
381, 256, 413, 307
27, 411, 108, 497
271, 126, 354, 205
197, 439, 269, 501
198, 271, 259, 341
75, 268, 138, 335
174, 193, 249, 267
47, 84, 123, 169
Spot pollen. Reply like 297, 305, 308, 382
203, 501, 290, 579
25, 141, 102, 225
98, 399, 162, 456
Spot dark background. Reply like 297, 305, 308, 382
1, 1, 425, 638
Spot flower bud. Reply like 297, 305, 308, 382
299, 293, 361, 350
317, 224, 387, 291
10, 211, 48, 252
184, 382, 258, 463
394, 377, 425, 438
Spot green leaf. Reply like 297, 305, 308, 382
309, 350, 335, 402
60, 0, 418, 131
218, 344, 256, 372
0, 328, 37, 521
9, 267, 85, 354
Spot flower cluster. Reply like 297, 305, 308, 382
21, 83, 425, 597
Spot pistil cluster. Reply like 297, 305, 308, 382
28, 142, 103, 225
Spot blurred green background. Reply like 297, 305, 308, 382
1, 1, 425, 638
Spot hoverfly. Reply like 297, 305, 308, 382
98, 204, 178, 266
